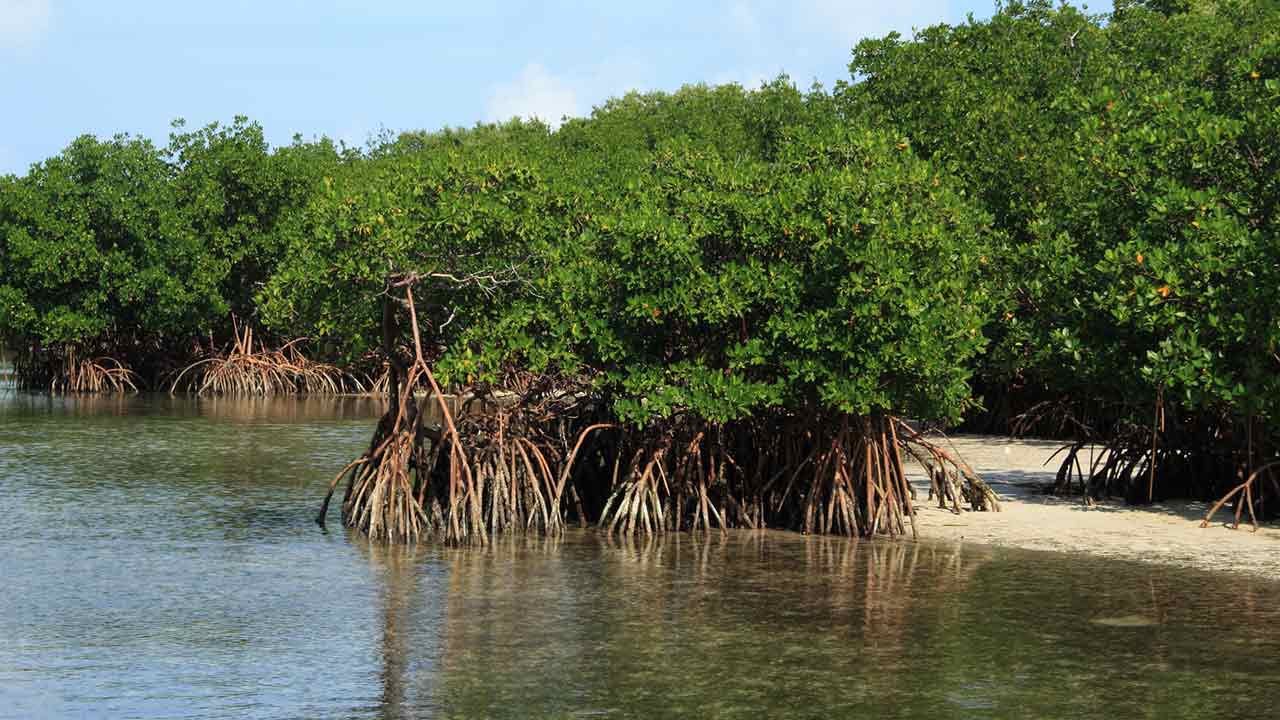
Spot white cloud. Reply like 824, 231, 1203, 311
0, 0, 51, 51
485, 63, 580, 128
707, 1, 950, 94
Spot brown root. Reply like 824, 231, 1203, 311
1201, 460, 1280, 532
322, 283, 999, 544
893, 421, 1001, 514
321, 284, 611, 544
1043, 399, 1258, 511
59, 353, 139, 394
328, 384, 611, 544
170, 320, 356, 396
597, 413, 996, 539
18, 345, 140, 394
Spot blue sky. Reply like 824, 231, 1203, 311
0, 0, 1111, 176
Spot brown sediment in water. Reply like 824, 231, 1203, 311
906, 435, 1280, 578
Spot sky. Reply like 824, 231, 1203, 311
0, 0, 1112, 176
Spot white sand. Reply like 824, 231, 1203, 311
905, 435, 1280, 578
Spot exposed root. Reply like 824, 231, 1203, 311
321, 282, 997, 544
597, 414, 997, 538
330, 285, 474, 542
13, 345, 139, 393
56, 353, 139, 394
1011, 397, 1096, 439
417, 409, 612, 542
340, 418, 433, 543
366, 362, 392, 397
170, 320, 357, 396
1201, 460, 1280, 532
1043, 402, 1255, 510
319, 284, 611, 544
894, 421, 1001, 514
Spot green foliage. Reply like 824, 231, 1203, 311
0, 119, 351, 385
455, 125, 992, 425
3, 0, 1275, 484
258, 139, 559, 363
849, 0, 1280, 429
370, 117, 555, 160
558, 78, 839, 164
0, 134, 222, 348
1058, 1, 1280, 417
167, 117, 346, 325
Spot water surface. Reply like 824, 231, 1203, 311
2, 393, 1278, 718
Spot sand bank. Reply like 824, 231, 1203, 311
906, 435, 1280, 578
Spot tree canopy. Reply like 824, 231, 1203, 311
2, 0, 1277, 509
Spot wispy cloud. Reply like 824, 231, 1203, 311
0, 0, 51, 52
485, 63, 580, 128
708, 1, 948, 94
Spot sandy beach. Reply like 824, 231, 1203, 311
906, 435, 1280, 578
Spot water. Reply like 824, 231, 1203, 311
2, 393, 1278, 719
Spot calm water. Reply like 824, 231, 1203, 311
2, 393, 1278, 719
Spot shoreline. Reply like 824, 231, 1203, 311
4, 389, 1275, 576
907, 435, 1280, 579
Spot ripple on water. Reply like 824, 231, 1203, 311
2, 393, 1280, 719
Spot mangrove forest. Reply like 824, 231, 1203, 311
1, 0, 1277, 542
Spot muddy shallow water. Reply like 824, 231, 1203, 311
2, 393, 1278, 719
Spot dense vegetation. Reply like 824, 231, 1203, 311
848, 0, 1280, 509
2, 0, 1277, 539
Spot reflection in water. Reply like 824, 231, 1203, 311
355, 540, 431, 719
370, 530, 1280, 719
423, 533, 986, 718
1, 393, 1279, 719
0, 391, 387, 420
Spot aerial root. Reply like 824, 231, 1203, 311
59, 353, 139, 394
1042, 404, 1271, 519
330, 401, 609, 544
597, 414, 994, 538
320, 283, 611, 544
893, 420, 1000, 514
170, 319, 356, 396
322, 282, 997, 545
15, 345, 140, 394
1201, 460, 1280, 532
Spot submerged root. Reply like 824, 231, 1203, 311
322, 378, 609, 544
599, 423, 755, 535
322, 286, 1000, 544
340, 422, 432, 543
170, 321, 356, 396
437, 413, 612, 541
787, 416, 918, 538
327, 402, 997, 543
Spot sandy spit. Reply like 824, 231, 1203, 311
904, 435, 1280, 579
